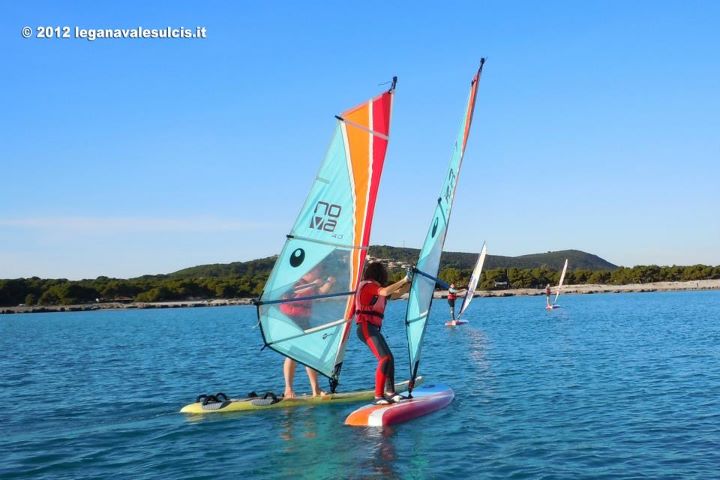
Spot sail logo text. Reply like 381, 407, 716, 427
310, 201, 341, 233
444, 169, 456, 204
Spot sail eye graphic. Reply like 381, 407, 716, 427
431, 217, 439, 237
289, 248, 305, 267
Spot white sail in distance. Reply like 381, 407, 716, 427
458, 243, 487, 319
553, 258, 569, 305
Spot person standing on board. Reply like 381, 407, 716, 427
545, 283, 552, 308
447, 283, 466, 320
280, 266, 336, 398
355, 262, 412, 405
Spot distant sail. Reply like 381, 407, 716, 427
405, 61, 485, 389
553, 258, 569, 305
256, 79, 397, 390
458, 243, 487, 319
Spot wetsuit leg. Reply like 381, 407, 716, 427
357, 322, 395, 397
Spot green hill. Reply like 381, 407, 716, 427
488, 250, 617, 270
368, 246, 617, 271
167, 256, 278, 279
166, 246, 617, 279
5, 248, 720, 307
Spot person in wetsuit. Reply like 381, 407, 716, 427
279, 266, 336, 398
355, 262, 412, 405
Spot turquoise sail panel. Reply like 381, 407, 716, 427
405, 129, 464, 382
405, 63, 483, 386
406, 198, 449, 380
258, 124, 356, 379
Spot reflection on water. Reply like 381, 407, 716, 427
279, 407, 323, 443
272, 406, 360, 479
273, 405, 405, 479
465, 327, 489, 370
361, 427, 398, 478
272, 407, 410, 479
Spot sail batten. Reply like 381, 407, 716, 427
337, 116, 390, 139
404, 61, 485, 390
286, 234, 369, 250
257, 81, 396, 386
257, 290, 356, 306
266, 317, 352, 345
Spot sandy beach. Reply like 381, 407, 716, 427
2, 279, 718, 315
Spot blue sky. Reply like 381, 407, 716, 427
2, 1, 718, 279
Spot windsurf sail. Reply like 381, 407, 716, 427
458, 242, 487, 319
553, 258, 569, 305
256, 78, 397, 391
405, 60, 485, 390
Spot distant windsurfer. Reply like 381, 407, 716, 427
355, 262, 412, 405
545, 283, 552, 308
280, 266, 336, 398
447, 283, 465, 320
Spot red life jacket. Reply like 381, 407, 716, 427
280, 300, 311, 318
279, 284, 317, 319
354, 280, 386, 327
448, 289, 457, 301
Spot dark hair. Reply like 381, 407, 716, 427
363, 261, 388, 286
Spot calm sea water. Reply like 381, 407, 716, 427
2, 291, 719, 479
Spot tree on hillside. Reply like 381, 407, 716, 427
439, 267, 464, 286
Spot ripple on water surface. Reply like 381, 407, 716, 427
1, 291, 719, 479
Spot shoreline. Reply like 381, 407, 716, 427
1, 298, 254, 315
2, 279, 718, 315
453, 278, 720, 298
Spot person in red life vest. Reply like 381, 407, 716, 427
355, 261, 412, 405
447, 283, 466, 321
279, 266, 336, 398
545, 283, 552, 308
